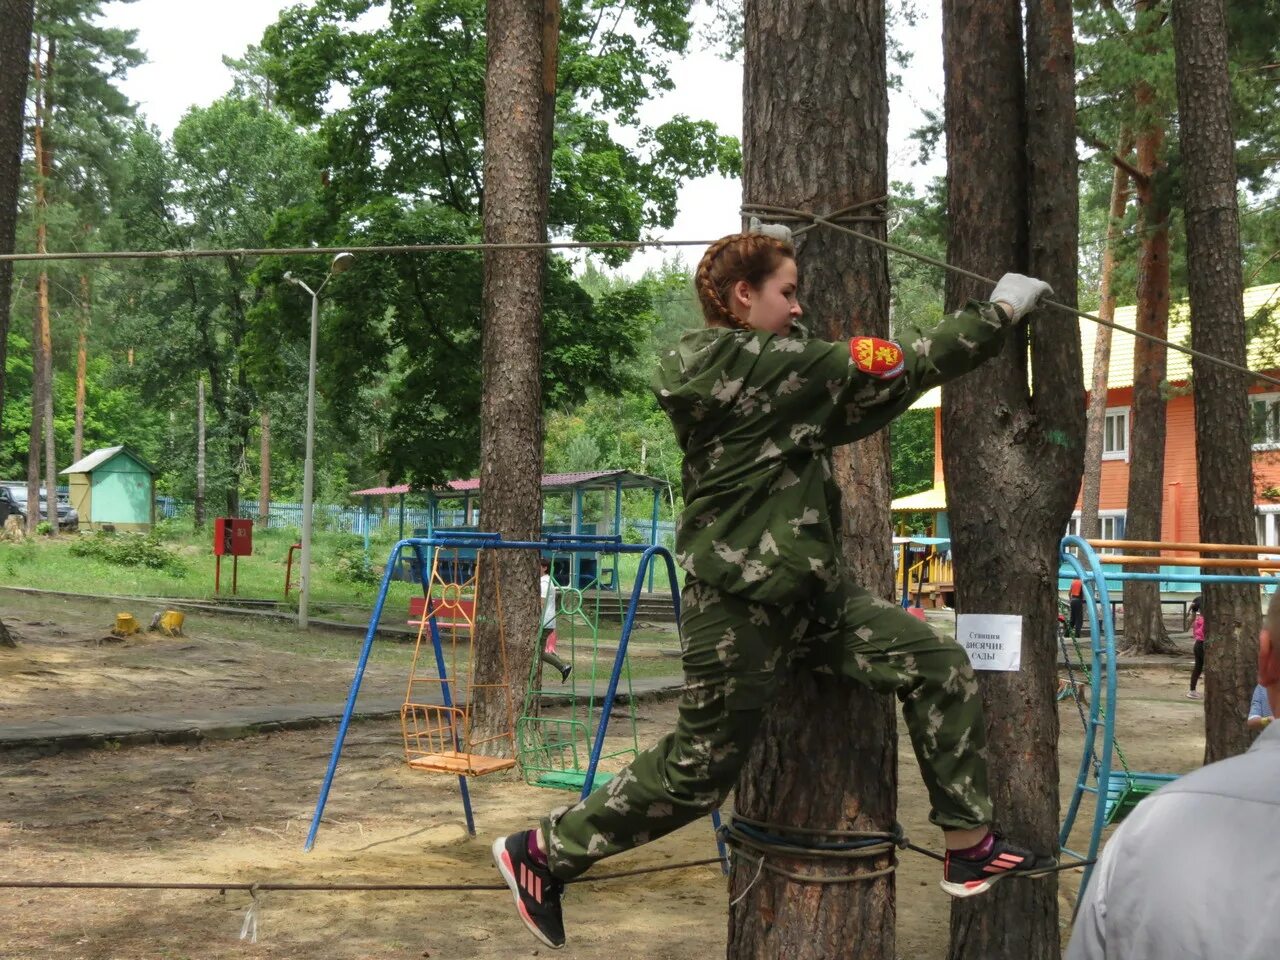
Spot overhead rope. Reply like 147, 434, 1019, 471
5, 196, 1275, 388
742, 201, 1280, 391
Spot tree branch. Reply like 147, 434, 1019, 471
1079, 133, 1147, 186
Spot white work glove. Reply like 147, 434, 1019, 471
749, 216, 794, 244
988, 273, 1054, 322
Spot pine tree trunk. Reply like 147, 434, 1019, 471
259, 410, 271, 530
26, 36, 47, 537
942, 1, 1082, 957
42, 336, 56, 534
38, 36, 56, 534
196, 377, 206, 529
1120, 1, 1176, 656
729, 2, 896, 956
1080, 141, 1132, 541
75, 271, 88, 462
0, 0, 36, 449
1172, 0, 1259, 763
471, 0, 558, 743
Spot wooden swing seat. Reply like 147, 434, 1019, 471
407, 752, 517, 776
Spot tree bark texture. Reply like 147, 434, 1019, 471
472, 0, 558, 743
1120, 2, 1175, 655
1080, 140, 1132, 541
0, 0, 35, 452
1172, 0, 1259, 763
732, 2, 896, 956
941, 1, 1082, 957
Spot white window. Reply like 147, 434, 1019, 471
1251, 393, 1280, 450
1103, 407, 1129, 461
1257, 507, 1280, 547
1065, 512, 1126, 553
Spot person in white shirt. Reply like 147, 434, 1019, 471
539, 558, 571, 682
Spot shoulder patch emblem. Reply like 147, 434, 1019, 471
850, 337, 905, 379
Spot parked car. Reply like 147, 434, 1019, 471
0, 485, 21, 524
0, 483, 78, 531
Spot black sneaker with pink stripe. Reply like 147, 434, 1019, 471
940, 834, 1057, 898
492, 831, 566, 949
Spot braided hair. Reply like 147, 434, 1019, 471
694, 232, 796, 330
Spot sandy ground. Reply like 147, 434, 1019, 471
0, 595, 1215, 959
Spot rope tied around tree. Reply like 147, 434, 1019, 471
719, 812, 907, 885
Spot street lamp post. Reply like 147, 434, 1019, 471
284, 252, 355, 628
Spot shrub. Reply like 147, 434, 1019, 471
330, 538, 379, 586
70, 532, 188, 576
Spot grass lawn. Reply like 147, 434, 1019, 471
0, 524, 677, 607
0, 525, 683, 675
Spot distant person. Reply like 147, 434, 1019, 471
1068, 578, 1085, 638
539, 559, 572, 682
1188, 608, 1206, 700
1248, 682, 1273, 733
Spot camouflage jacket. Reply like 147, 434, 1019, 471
652, 301, 1011, 606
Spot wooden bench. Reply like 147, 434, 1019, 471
408, 595, 476, 630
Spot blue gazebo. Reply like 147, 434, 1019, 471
351, 469, 672, 591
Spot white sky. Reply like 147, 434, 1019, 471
101, 0, 945, 278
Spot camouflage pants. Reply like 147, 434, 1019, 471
541, 578, 992, 880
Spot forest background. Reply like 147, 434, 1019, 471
4, 0, 1279, 530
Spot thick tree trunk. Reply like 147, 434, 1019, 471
0, 0, 36, 447
942, 1, 1082, 957
1120, 2, 1176, 655
259, 410, 271, 530
1172, 0, 1259, 763
731, 2, 896, 956
1080, 142, 1132, 541
472, 0, 558, 742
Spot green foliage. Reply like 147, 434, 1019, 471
328, 536, 379, 586
69, 531, 188, 576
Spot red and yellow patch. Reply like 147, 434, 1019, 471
849, 337, 905, 380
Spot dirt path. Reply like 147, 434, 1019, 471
0, 592, 1219, 958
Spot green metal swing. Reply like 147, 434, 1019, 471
1058, 609, 1177, 826
515, 550, 641, 792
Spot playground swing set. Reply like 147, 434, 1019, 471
515, 539, 642, 793
302, 526, 1274, 901
304, 531, 726, 867
1057, 534, 1280, 895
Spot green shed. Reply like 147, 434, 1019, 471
60, 445, 156, 533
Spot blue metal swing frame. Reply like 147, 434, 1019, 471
1058, 535, 1279, 895
303, 532, 727, 871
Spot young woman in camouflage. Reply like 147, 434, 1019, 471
494, 228, 1057, 949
